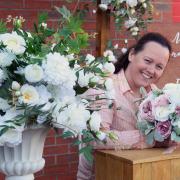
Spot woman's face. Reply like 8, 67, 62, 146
126, 41, 170, 90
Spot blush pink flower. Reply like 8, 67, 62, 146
175, 106, 180, 116
156, 120, 172, 139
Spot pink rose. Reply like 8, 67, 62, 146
175, 106, 180, 116
156, 120, 172, 139
139, 99, 155, 122
154, 94, 170, 107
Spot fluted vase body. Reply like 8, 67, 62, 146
0, 126, 49, 180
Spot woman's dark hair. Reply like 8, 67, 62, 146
114, 32, 172, 74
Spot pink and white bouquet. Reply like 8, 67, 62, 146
137, 83, 180, 145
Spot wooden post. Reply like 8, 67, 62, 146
96, 0, 110, 56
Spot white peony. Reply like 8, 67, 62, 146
103, 62, 115, 74
89, 111, 102, 132
54, 103, 90, 136
126, 0, 138, 7
35, 85, 51, 105
25, 64, 43, 83
0, 32, 26, 55
19, 84, 39, 105
0, 51, 15, 67
43, 52, 76, 88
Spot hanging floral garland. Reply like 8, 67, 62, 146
98, 0, 154, 36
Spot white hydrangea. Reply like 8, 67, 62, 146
43, 52, 77, 88
53, 103, 90, 136
25, 64, 43, 83
19, 84, 39, 105
0, 32, 26, 55
0, 51, 15, 67
89, 111, 102, 132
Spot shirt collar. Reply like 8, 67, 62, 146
117, 69, 131, 94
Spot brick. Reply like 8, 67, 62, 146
24, 0, 52, 10
0, 0, 23, 8
0, 173, 5, 180
43, 145, 68, 155
45, 136, 55, 145
44, 164, 69, 175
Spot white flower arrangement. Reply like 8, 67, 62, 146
98, 0, 153, 36
0, 7, 116, 160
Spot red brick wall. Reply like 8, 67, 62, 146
0, 0, 179, 180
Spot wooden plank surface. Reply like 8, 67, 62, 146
96, 148, 180, 164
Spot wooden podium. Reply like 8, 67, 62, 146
95, 148, 180, 180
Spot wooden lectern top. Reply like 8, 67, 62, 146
96, 148, 180, 164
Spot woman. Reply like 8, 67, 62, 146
77, 32, 172, 180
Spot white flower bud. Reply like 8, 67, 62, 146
132, 31, 138, 36
143, 3, 147, 8
12, 81, 20, 90
99, 4, 108, 11
15, 91, 21, 96
130, 8, 135, 14
96, 131, 106, 141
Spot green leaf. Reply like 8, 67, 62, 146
79, 145, 93, 163
55, 6, 71, 21
171, 131, 180, 142
61, 131, 74, 138
173, 126, 180, 136
0, 20, 7, 33
154, 130, 164, 142
146, 130, 154, 145
38, 12, 48, 24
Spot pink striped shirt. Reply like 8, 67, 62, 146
77, 70, 153, 180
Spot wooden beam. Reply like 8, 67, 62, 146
96, 0, 110, 56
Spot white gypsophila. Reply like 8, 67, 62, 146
163, 83, 180, 106
126, 0, 138, 7
124, 18, 137, 28
78, 70, 94, 87
103, 62, 115, 74
0, 32, 26, 55
0, 98, 11, 111
85, 54, 95, 64
99, 4, 108, 11
54, 103, 90, 135
12, 81, 20, 90
154, 104, 175, 122
25, 64, 44, 83
19, 84, 39, 105
35, 85, 51, 105
89, 111, 102, 132
43, 52, 77, 88
0, 51, 15, 67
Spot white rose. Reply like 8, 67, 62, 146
154, 105, 175, 122
105, 78, 114, 91
89, 112, 102, 132
103, 62, 115, 74
126, 0, 138, 7
25, 64, 43, 83
85, 54, 95, 64
19, 84, 39, 105
0, 32, 26, 55
78, 70, 93, 87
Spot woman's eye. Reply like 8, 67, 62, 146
144, 59, 151, 63
156, 65, 163, 70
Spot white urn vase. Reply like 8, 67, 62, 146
0, 125, 50, 180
